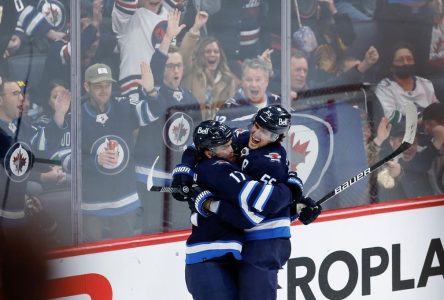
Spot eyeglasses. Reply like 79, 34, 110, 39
165, 63, 183, 70
0, 90, 22, 97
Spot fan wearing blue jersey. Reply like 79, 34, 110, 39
173, 105, 321, 300
182, 120, 298, 300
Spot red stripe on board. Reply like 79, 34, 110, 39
48, 196, 444, 259
47, 273, 112, 299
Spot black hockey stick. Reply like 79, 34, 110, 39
146, 155, 180, 193
34, 158, 62, 166
315, 102, 418, 206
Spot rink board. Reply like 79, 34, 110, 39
47, 197, 444, 300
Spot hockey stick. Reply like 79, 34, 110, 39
146, 155, 180, 193
315, 102, 418, 206
34, 158, 62, 166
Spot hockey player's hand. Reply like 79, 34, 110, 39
190, 184, 215, 217
171, 164, 194, 201
286, 172, 304, 202
298, 197, 322, 225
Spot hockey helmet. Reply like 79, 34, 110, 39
253, 105, 291, 135
193, 120, 233, 151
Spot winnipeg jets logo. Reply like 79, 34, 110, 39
264, 152, 281, 162
37, 0, 67, 31
151, 20, 167, 48
91, 135, 129, 175
163, 112, 193, 151
4, 142, 33, 182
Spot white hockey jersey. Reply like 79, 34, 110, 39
112, 0, 168, 95
375, 76, 438, 117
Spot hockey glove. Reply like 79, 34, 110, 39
171, 164, 194, 202
189, 184, 215, 217
286, 171, 304, 202
298, 197, 322, 225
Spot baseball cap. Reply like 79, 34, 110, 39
85, 63, 116, 83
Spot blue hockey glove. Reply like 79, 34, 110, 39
298, 197, 322, 225
189, 184, 215, 217
286, 171, 304, 202
171, 164, 194, 202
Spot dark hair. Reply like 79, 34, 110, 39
168, 44, 180, 54
42, 80, 70, 113
390, 41, 416, 64
423, 102, 444, 123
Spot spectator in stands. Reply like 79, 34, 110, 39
43, 0, 117, 89
133, 9, 201, 209
377, 119, 443, 201
375, 43, 438, 119
290, 46, 380, 110
362, 114, 391, 202
204, 0, 267, 62
0, 77, 60, 230
112, 0, 168, 96
215, 57, 280, 122
422, 102, 444, 195
429, 0, 444, 65
290, 49, 310, 99
33, 80, 71, 191
374, 0, 436, 74
180, 11, 236, 120
78, 63, 157, 242
2, 3, 66, 59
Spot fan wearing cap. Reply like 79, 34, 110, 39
173, 105, 321, 300
79, 62, 159, 242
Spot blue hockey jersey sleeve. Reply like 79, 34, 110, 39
195, 157, 293, 227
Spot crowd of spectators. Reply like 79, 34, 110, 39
0, 0, 443, 244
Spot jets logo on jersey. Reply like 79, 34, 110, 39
91, 135, 130, 175
163, 112, 193, 151
37, 0, 67, 31
264, 152, 281, 162
4, 142, 33, 182
152, 20, 167, 49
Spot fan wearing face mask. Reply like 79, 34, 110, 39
375, 42, 439, 120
